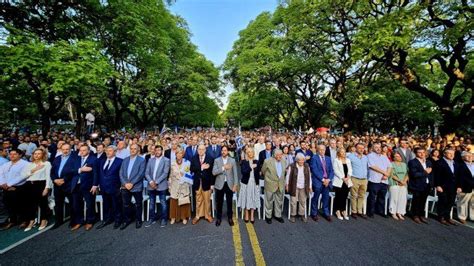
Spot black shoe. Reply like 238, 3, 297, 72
120, 222, 130, 230
244, 219, 249, 223
265, 218, 272, 224
367, 214, 374, 218
136, 221, 142, 229
96, 221, 111, 229
358, 214, 368, 219
351, 213, 358, 219
228, 218, 234, 226
215, 219, 221, 227
274, 217, 284, 223
113, 222, 121, 229
311, 216, 319, 222
250, 219, 255, 224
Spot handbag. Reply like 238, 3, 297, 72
178, 185, 190, 206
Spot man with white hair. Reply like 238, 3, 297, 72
190, 144, 214, 224
286, 153, 312, 223
455, 151, 474, 224
261, 149, 287, 224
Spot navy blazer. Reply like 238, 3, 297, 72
258, 149, 274, 170
51, 154, 78, 191
190, 154, 214, 191
71, 155, 99, 193
434, 158, 457, 190
408, 158, 433, 192
96, 157, 123, 194
206, 145, 222, 160
309, 154, 334, 188
455, 161, 474, 193
240, 159, 260, 186
185, 146, 198, 161
296, 149, 313, 160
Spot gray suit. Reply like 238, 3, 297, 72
119, 155, 146, 193
145, 156, 170, 191
212, 156, 238, 190
395, 148, 415, 164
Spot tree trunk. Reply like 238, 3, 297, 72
41, 115, 51, 138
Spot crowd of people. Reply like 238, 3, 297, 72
0, 128, 473, 232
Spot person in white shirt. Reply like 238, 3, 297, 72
116, 140, 130, 159
85, 110, 95, 135
253, 135, 266, 159
0, 149, 29, 230
285, 153, 312, 223
333, 149, 353, 220
21, 148, 52, 231
18, 136, 37, 160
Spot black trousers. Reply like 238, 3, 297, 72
215, 182, 233, 220
411, 188, 430, 217
72, 185, 96, 225
437, 187, 456, 220
121, 190, 143, 223
53, 184, 73, 225
3, 185, 26, 224
102, 190, 122, 224
367, 182, 388, 216
23, 181, 51, 221
334, 183, 349, 212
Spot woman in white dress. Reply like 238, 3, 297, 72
238, 148, 261, 223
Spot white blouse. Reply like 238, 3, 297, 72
21, 161, 53, 189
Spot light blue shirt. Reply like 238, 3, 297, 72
127, 156, 136, 178
466, 162, 474, 177
276, 160, 282, 178
0, 157, 8, 166
58, 154, 70, 177
347, 153, 368, 179
367, 152, 391, 184
266, 150, 271, 159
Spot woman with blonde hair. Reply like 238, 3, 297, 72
168, 147, 192, 224
333, 148, 353, 220
238, 147, 261, 223
21, 148, 52, 231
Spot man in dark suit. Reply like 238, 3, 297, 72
95, 145, 123, 229
408, 147, 433, 224
206, 136, 222, 160
164, 140, 178, 162
434, 148, 458, 225
190, 144, 214, 224
70, 145, 98, 231
296, 141, 313, 161
309, 144, 334, 222
185, 136, 198, 161
119, 144, 146, 229
455, 151, 474, 224
258, 141, 274, 170
95, 143, 107, 162
51, 143, 77, 229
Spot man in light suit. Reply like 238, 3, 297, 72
119, 144, 146, 229
95, 145, 123, 229
206, 136, 222, 160
310, 144, 334, 222
70, 145, 98, 231
145, 145, 170, 227
395, 139, 415, 164
212, 146, 238, 226
261, 149, 287, 224
50, 143, 77, 229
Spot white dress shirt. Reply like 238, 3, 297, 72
0, 159, 29, 186
22, 161, 53, 189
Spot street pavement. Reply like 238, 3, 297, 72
1, 206, 473, 265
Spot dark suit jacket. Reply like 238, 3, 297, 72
190, 154, 214, 191
51, 154, 78, 192
185, 146, 197, 161
455, 161, 474, 193
71, 155, 99, 192
240, 159, 260, 186
310, 154, 334, 188
434, 158, 457, 191
296, 149, 313, 160
408, 158, 433, 192
206, 145, 222, 159
95, 152, 107, 162
258, 149, 273, 170
95, 157, 123, 194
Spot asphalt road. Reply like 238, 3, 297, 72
1, 206, 473, 266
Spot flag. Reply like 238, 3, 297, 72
210, 122, 215, 132
160, 124, 166, 135
174, 125, 178, 134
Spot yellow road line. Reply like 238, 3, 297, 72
245, 222, 266, 266
232, 212, 245, 266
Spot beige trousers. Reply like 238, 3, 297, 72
456, 192, 474, 221
290, 188, 308, 216
195, 184, 212, 219
350, 178, 368, 214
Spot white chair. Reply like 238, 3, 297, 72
95, 195, 104, 221
406, 193, 413, 211
384, 191, 390, 215
307, 192, 333, 216
424, 190, 438, 218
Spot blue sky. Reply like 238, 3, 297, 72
169, 0, 278, 106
